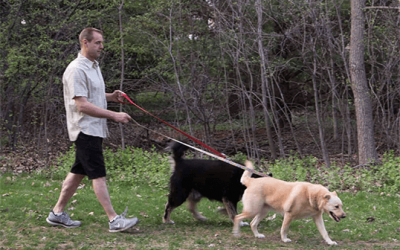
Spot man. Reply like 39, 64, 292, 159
46, 27, 138, 233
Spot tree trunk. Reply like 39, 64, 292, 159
256, 0, 277, 160
311, 38, 330, 168
118, 0, 126, 150
350, 0, 379, 164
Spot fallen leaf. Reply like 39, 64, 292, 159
140, 211, 148, 218
343, 229, 350, 232
366, 217, 375, 223
89, 212, 94, 215
266, 213, 276, 221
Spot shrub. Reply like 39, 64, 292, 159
51, 147, 400, 194
51, 145, 171, 190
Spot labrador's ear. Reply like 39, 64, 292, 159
324, 194, 331, 200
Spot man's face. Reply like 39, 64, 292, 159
84, 31, 104, 61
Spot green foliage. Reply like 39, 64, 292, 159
53, 146, 400, 194
52, 145, 171, 190
268, 154, 318, 182
105, 146, 171, 189
370, 151, 400, 193
51, 145, 76, 179
267, 152, 400, 194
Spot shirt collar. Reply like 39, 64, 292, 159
78, 52, 99, 68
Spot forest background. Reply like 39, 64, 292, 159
1, 0, 400, 171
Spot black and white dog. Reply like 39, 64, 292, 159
163, 141, 266, 224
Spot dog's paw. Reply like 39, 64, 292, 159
255, 234, 265, 239
232, 231, 241, 237
217, 207, 228, 215
240, 221, 249, 227
282, 238, 292, 243
164, 220, 175, 224
194, 215, 208, 221
328, 241, 338, 246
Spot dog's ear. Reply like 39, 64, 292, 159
324, 194, 331, 200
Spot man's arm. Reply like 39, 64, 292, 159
74, 96, 131, 123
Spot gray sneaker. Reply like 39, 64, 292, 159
46, 211, 81, 228
109, 207, 139, 233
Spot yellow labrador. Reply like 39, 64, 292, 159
233, 161, 346, 245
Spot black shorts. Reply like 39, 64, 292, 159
70, 132, 106, 180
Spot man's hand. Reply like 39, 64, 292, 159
112, 112, 131, 124
106, 90, 125, 103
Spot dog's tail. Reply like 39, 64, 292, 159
240, 160, 254, 187
168, 141, 188, 173
169, 141, 188, 161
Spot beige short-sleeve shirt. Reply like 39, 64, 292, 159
63, 52, 108, 141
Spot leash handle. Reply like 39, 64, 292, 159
120, 92, 226, 159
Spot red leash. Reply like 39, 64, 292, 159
120, 92, 226, 159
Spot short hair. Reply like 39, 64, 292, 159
79, 27, 103, 46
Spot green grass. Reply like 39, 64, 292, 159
1, 148, 400, 249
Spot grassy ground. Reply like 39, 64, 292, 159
1, 171, 400, 250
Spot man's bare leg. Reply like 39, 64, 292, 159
92, 177, 117, 221
53, 173, 85, 213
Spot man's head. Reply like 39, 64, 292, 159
79, 27, 104, 61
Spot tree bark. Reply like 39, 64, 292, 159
350, 0, 379, 164
256, 0, 277, 159
118, 0, 126, 150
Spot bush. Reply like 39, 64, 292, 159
105, 146, 171, 190
50, 145, 171, 190
51, 147, 400, 194
267, 152, 400, 194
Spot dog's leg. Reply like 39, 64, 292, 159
163, 201, 177, 224
222, 198, 246, 226
313, 214, 337, 245
280, 213, 294, 243
163, 188, 190, 224
249, 206, 269, 238
233, 212, 254, 237
187, 193, 207, 221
